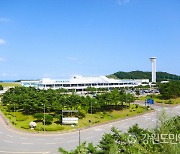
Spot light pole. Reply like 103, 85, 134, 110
14, 103, 15, 125
90, 101, 93, 126
91, 101, 92, 115
42, 103, 45, 131
7, 103, 15, 125
72, 125, 80, 146
79, 128, 81, 146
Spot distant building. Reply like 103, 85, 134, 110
160, 81, 169, 84
21, 75, 149, 91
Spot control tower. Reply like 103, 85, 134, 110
150, 57, 156, 83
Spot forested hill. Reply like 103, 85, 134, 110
107, 71, 180, 82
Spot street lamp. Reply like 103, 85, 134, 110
89, 101, 93, 126
7, 103, 15, 125
71, 125, 81, 146
78, 128, 81, 146
91, 101, 92, 115
13, 103, 15, 125
42, 103, 45, 131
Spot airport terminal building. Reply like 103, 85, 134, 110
21, 75, 149, 91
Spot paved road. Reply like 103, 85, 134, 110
0, 102, 180, 154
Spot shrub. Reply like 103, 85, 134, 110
135, 104, 139, 108
57, 126, 64, 131
168, 100, 172, 104
95, 120, 100, 123
0, 85, 3, 90
78, 110, 86, 119
12, 121, 16, 125
16, 116, 28, 121
34, 113, 44, 121
34, 126, 44, 131
45, 114, 53, 125
55, 114, 62, 123
45, 126, 64, 131
21, 125, 29, 129
34, 125, 64, 131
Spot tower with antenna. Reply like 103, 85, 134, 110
150, 57, 156, 83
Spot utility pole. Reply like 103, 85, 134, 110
43, 103, 45, 131
91, 101, 92, 115
14, 103, 15, 125
91, 101, 92, 125
79, 129, 81, 146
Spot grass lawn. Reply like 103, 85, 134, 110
0, 104, 153, 132
0, 82, 21, 87
138, 95, 180, 105
154, 97, 180, 105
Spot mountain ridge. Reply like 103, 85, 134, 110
107, 71, 180, 82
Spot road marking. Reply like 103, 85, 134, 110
45, 142, 56, 145
85, 136, 94, 140
6, 134, 13, 137
69, 135, 78, 139
85, 131, 93, 134
36, 139, 45, 141
66, 140, 78, 143
145, 117, 151, 119
0, 151, 50, 154
20, 137, 28, 140
3, 140, 13, 143
108, 125, 113, 127
53, 137, 64, 140
21, 143, 34, 145
94, 128, 103, 131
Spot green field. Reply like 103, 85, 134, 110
0, 82, 21, 87
0, 104, 152, 132
154, 97, 180, 104
138, 95, 180, 105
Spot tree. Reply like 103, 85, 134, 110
34, 113, 43, 121
109, 71, 180, 82
126, 93, 135, 107
159, 81, 180, 99
0, 85, 3, 90
86, 87, 96, 94
135, 89, 140, 97
59, 142, 97, 154
45, 114, 53, 125
58, 115, 180, 154
99, 133, 116, 152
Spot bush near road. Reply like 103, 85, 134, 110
59, 115, 180, 154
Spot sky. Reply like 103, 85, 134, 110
0, 0, 180, 80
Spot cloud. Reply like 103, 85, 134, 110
0, 17, 12, 23
0, 72, 18, 77
0, 39, 6, 45
67, 56, 83, 65
0, 57, 6, 62
42, 73, 54, 78
67, 57, 78, 61
2, 73, 7, 77
117, 0, 130, 5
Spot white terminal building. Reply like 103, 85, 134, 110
21, 75, 149, 91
